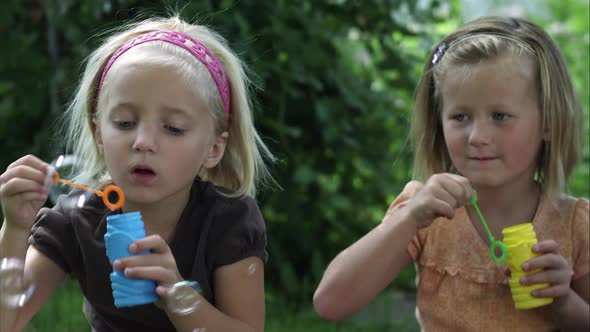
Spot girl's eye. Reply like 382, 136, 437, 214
113, 121, 135, 129
493, 113, 511, 121
452, 114, 468, 122
164, 125, 185, 136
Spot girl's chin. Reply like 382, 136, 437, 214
467, 178, 504, 189
459, 172, 500, 186
120, 192, 161, 207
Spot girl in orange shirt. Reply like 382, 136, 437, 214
314, 16, 588, 331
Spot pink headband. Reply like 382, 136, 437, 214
97, 30, 231, 129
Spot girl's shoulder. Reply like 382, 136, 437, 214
535, 194, 588, 275
570, 195, 589, 220
552, 195, 589, 279
188, 179, 263, 230
567, 195, 589, 229
193, 178, 260, 212
189, 180, 267, 268
545, 194, 589, 226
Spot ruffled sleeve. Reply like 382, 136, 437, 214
571, 198, 589, 280
29, 198, 79, 275
207, 195, 267, 269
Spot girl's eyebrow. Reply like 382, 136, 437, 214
109, 102, 193, 118
161, 105, 194, 117
110, 102, 138, 112
488, 103, 511, 110
442, 105, 469, 113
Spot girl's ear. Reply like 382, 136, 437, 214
203, 132, 228, 169
92, 116, 104, 152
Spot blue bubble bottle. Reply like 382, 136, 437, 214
104, 212, 158, 307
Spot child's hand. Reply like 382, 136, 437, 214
0, 155, 49, 230
405, 173, 472, 229
519, 240, 574, 305
113, 234, 183, 306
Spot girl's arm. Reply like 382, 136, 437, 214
312, 206, 416, 321
1, 155, 67, 331
313, 175, 472, 321
552, 273, 589, 331
0, 227, 66, 332
164, 256, 265, 332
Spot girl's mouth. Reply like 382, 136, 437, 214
470, 156, 496, 161
130, 166, 157, 182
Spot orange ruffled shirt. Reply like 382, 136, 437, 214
393, 182, 589, 332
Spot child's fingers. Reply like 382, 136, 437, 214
533, 240, 559, 254
431, 197, 455, 219
439, 178, 465, 204
410, 194, 454, 222
431, 174, 471, 210
1, 165, 47, 188
129, 235, 169, 254
445, 173, 472, 202
523, 253, 568, 271
0, 176, 48, 197
115, 252, 169, 269
124, 265, 179, 285
156, 285, 171, 297
6, 155, 49, 173
18, 191, 49, 202
530, 284, 570, 299
520, 268, 571, 286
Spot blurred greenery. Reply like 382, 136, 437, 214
1, 0, 588, 331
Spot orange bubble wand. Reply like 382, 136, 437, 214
49, 170, 125, 211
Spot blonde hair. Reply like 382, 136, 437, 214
411, 16, 582, 203
61, 16, 274, 198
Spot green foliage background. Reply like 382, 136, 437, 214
0, 0, 588, 331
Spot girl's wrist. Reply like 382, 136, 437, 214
0, 221, 31, 259
550, 288, 589, 329
163, 280, 204, 316
2, 220, 31, 239
550, 288, 575, 313
399, 203, 421, 232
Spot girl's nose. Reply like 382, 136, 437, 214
132, 124, 157, 152
468, 120, 492, 146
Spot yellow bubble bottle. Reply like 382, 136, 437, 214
502, 223, 553, 309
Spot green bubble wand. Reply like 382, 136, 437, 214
470, 190, 507, 264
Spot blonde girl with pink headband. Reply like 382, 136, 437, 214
0, 15, 274, 331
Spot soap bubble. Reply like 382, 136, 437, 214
0, 258, 35, 308
46, 155, 94, 209
47, 155, 79, 204
247, 264, 257, 275
166, 281, 203, 315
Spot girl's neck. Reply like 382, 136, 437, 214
122, 191, 190, 242
471, 181, 542, 229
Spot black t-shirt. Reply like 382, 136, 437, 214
29, 179, 267, 331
